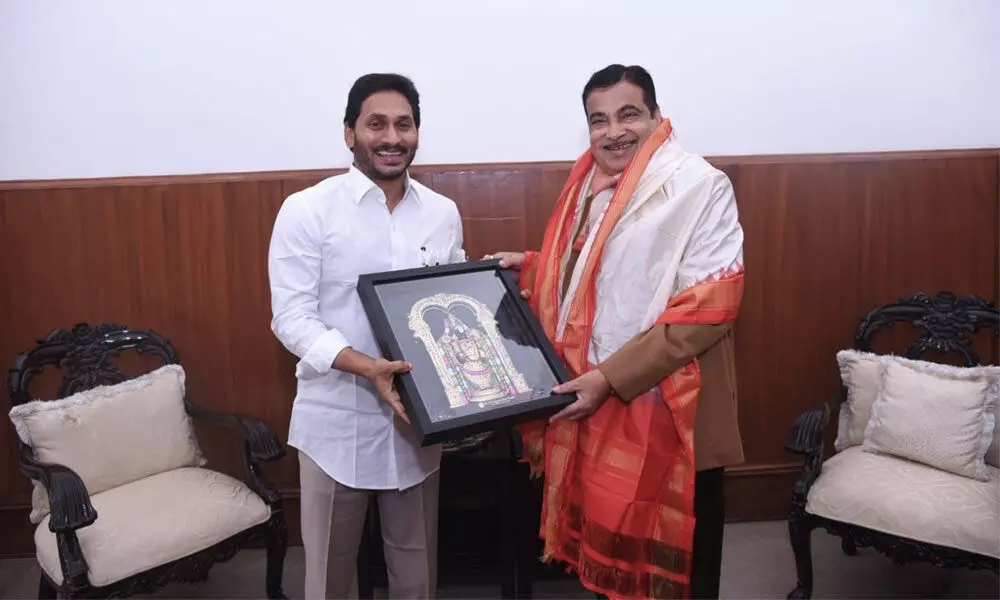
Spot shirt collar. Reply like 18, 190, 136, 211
345, 164, 421, 207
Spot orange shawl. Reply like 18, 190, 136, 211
518, 119, 744, 599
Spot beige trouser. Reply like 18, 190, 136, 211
299, 452, 440, 600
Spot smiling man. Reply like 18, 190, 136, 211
489, 64, 746, 599
268, 73, 466, 600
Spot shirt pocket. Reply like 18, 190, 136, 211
415, 242, 452, 268
411, 224, 459, 268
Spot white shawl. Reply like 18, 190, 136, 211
555, 134, 745, 365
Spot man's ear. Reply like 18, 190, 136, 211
344, 124, 355, 151
652, 107, 663, 122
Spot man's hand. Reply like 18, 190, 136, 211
332, 348, 413, 423
483, 251, 525, 270
484, 251, 531, 299
362, 358, 413, 424
548, 369, 613, 422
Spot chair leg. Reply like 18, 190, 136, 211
841, 537, 857, 556
265, 510, 288, 600
787, 513, 815, 599
38, 573, 57, 600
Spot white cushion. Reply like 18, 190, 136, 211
835, 350, 884, 451
8, 365, 206, 523
806, 446, 1000, 558
863, 360, 998, 481
988, 397, 1000, 468
35, 467, 271, 587
835, 350, 1000, 463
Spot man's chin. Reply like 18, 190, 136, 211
370, 166, 409, 181
595, 156, 629, 176
373, 152, 416, 180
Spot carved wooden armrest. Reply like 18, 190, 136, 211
185, 400, 284, 463
184, 399, 285, 504
19, 446, 97, 533
785, 394, 837, 499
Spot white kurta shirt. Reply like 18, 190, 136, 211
268, 165, 467, 491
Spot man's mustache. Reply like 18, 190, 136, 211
373, 145, 409, 154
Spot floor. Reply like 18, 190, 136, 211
1, 521, 996, 599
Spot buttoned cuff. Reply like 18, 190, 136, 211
295, 328, 350, 380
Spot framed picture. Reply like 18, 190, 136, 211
357, 258, 575, 447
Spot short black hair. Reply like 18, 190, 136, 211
343, 73, 421, 129
582, 64, 658, 115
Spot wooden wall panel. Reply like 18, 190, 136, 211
1, 148, 997, 556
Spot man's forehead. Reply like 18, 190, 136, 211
586, 81, 645, 114
359, 91, 413, 119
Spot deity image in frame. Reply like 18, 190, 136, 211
407, 293, 533, 410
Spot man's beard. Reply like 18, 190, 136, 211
353, 143, 416, 181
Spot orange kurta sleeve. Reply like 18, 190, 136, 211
598, 322, 732, 402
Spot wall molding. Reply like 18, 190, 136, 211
0, 147, 995, 190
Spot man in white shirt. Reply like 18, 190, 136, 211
268, 73, 466, 600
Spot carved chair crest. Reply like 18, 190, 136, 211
8, 323, 178, 406
854, 291, 999, 367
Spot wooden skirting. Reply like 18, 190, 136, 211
1, 148, 998, 558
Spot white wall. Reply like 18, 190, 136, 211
1, 0, 998, 181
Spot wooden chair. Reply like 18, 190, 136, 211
784, 292, 1000, 598
6, 323, 288, 599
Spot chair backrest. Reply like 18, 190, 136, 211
7, 322, 179, 408
854, 291, 999, 368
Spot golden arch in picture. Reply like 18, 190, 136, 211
408, 293, 532, 409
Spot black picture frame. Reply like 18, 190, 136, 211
357, 258, 575, 447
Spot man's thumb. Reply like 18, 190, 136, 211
391, 360, 413, 373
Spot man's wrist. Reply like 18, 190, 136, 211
360, 356, 382, 380
331, 347, 378, 379
353, 355, 372, 379
596, 364, 625, 400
